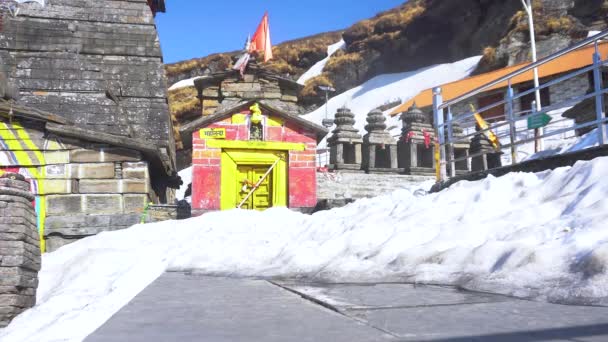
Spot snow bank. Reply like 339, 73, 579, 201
302, 56, 482, 148
297, 40, 345, 85
3, 157, 608, 341
524, 127, 602, 161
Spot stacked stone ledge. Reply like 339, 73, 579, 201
44, 147, 155, 252
0, 173, 40, 328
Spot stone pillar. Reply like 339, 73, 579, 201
0, 173, 40, 328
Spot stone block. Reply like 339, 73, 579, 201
84, 195, 123, 214
122, 162, 149, 180
281, 94, 298, 102
263, 92, 282, 99
38, 179, 78, 195
70, 148, 142, 163
43, 163, 115, 179
0, 179, 30, 192
0, 267, 38, 287
110, 214, 140, 227
1, 254, 41, 271
46, 195, 84, 216
0, 294, 35, 308
43, 151, 70, 164
124, 194, 148, 213
79, 179, 148, 194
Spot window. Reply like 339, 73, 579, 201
477, 93, 505, 122
519, 85, 551, 113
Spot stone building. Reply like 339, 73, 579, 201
0, 0, 174, 160
0, 101, 175, 252
0, 0, 178, 252
390, 42, 608, 126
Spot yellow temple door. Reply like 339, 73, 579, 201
236, 165, 273, 210
220, 149, 287, 211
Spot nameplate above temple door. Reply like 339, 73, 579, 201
200, 128, 226, 139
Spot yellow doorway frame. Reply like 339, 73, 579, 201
220, 149, 287, 210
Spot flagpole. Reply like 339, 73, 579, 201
522, 0, 543, 152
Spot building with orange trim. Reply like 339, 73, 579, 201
390, 42, 608, 122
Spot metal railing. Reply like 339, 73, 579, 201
433, 29, 608, 182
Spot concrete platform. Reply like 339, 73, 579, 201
86, 273, 608, 342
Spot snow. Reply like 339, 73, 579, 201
168, 77, 198, 91
297, 40, 345, 85
524, 127, 602, 161
3, 156, 608, 341
176, 166, 192, 202
302, 56, 482, 149
588, 31, 601, 38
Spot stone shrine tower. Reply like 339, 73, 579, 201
362, 109, 399, 173
397, 103, 436, 176
327, 107, 363, 171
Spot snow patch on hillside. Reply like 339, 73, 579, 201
297, 40, 346, 85
3, 156, 608, 341
302, 56, 482, 148
169, 77, 198, 91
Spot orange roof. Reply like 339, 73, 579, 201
390, 42, 608, 116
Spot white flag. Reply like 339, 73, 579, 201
14, 0, 45, 6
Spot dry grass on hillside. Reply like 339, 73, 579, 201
301, 75, 334, 98
168, 87, 199, 119
165, 53, 233, 78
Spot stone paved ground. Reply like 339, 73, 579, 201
86, 273, 608, 342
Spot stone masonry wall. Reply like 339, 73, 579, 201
0, 173, 40, 328
0, 0, 175, 165
0, 119, 154, 252
201, 73, 303, 116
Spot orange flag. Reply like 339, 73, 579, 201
249, 12, 273, 62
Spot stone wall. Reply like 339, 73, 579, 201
317, 172, 433, 201
0, 173, 40, 328
443, 73, 591, 123
0, 118, 155, 252
201, 73, 302, 116
549, 73, 589, 106
0, 0, 175, 165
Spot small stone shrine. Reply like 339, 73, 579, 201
327, 107, 363, 171
362, 109, 399, 173
0, 173, 40, 328
397, 103, 436, 176
470, 126, 502, 172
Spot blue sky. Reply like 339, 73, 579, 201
156, 1, 405, 64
